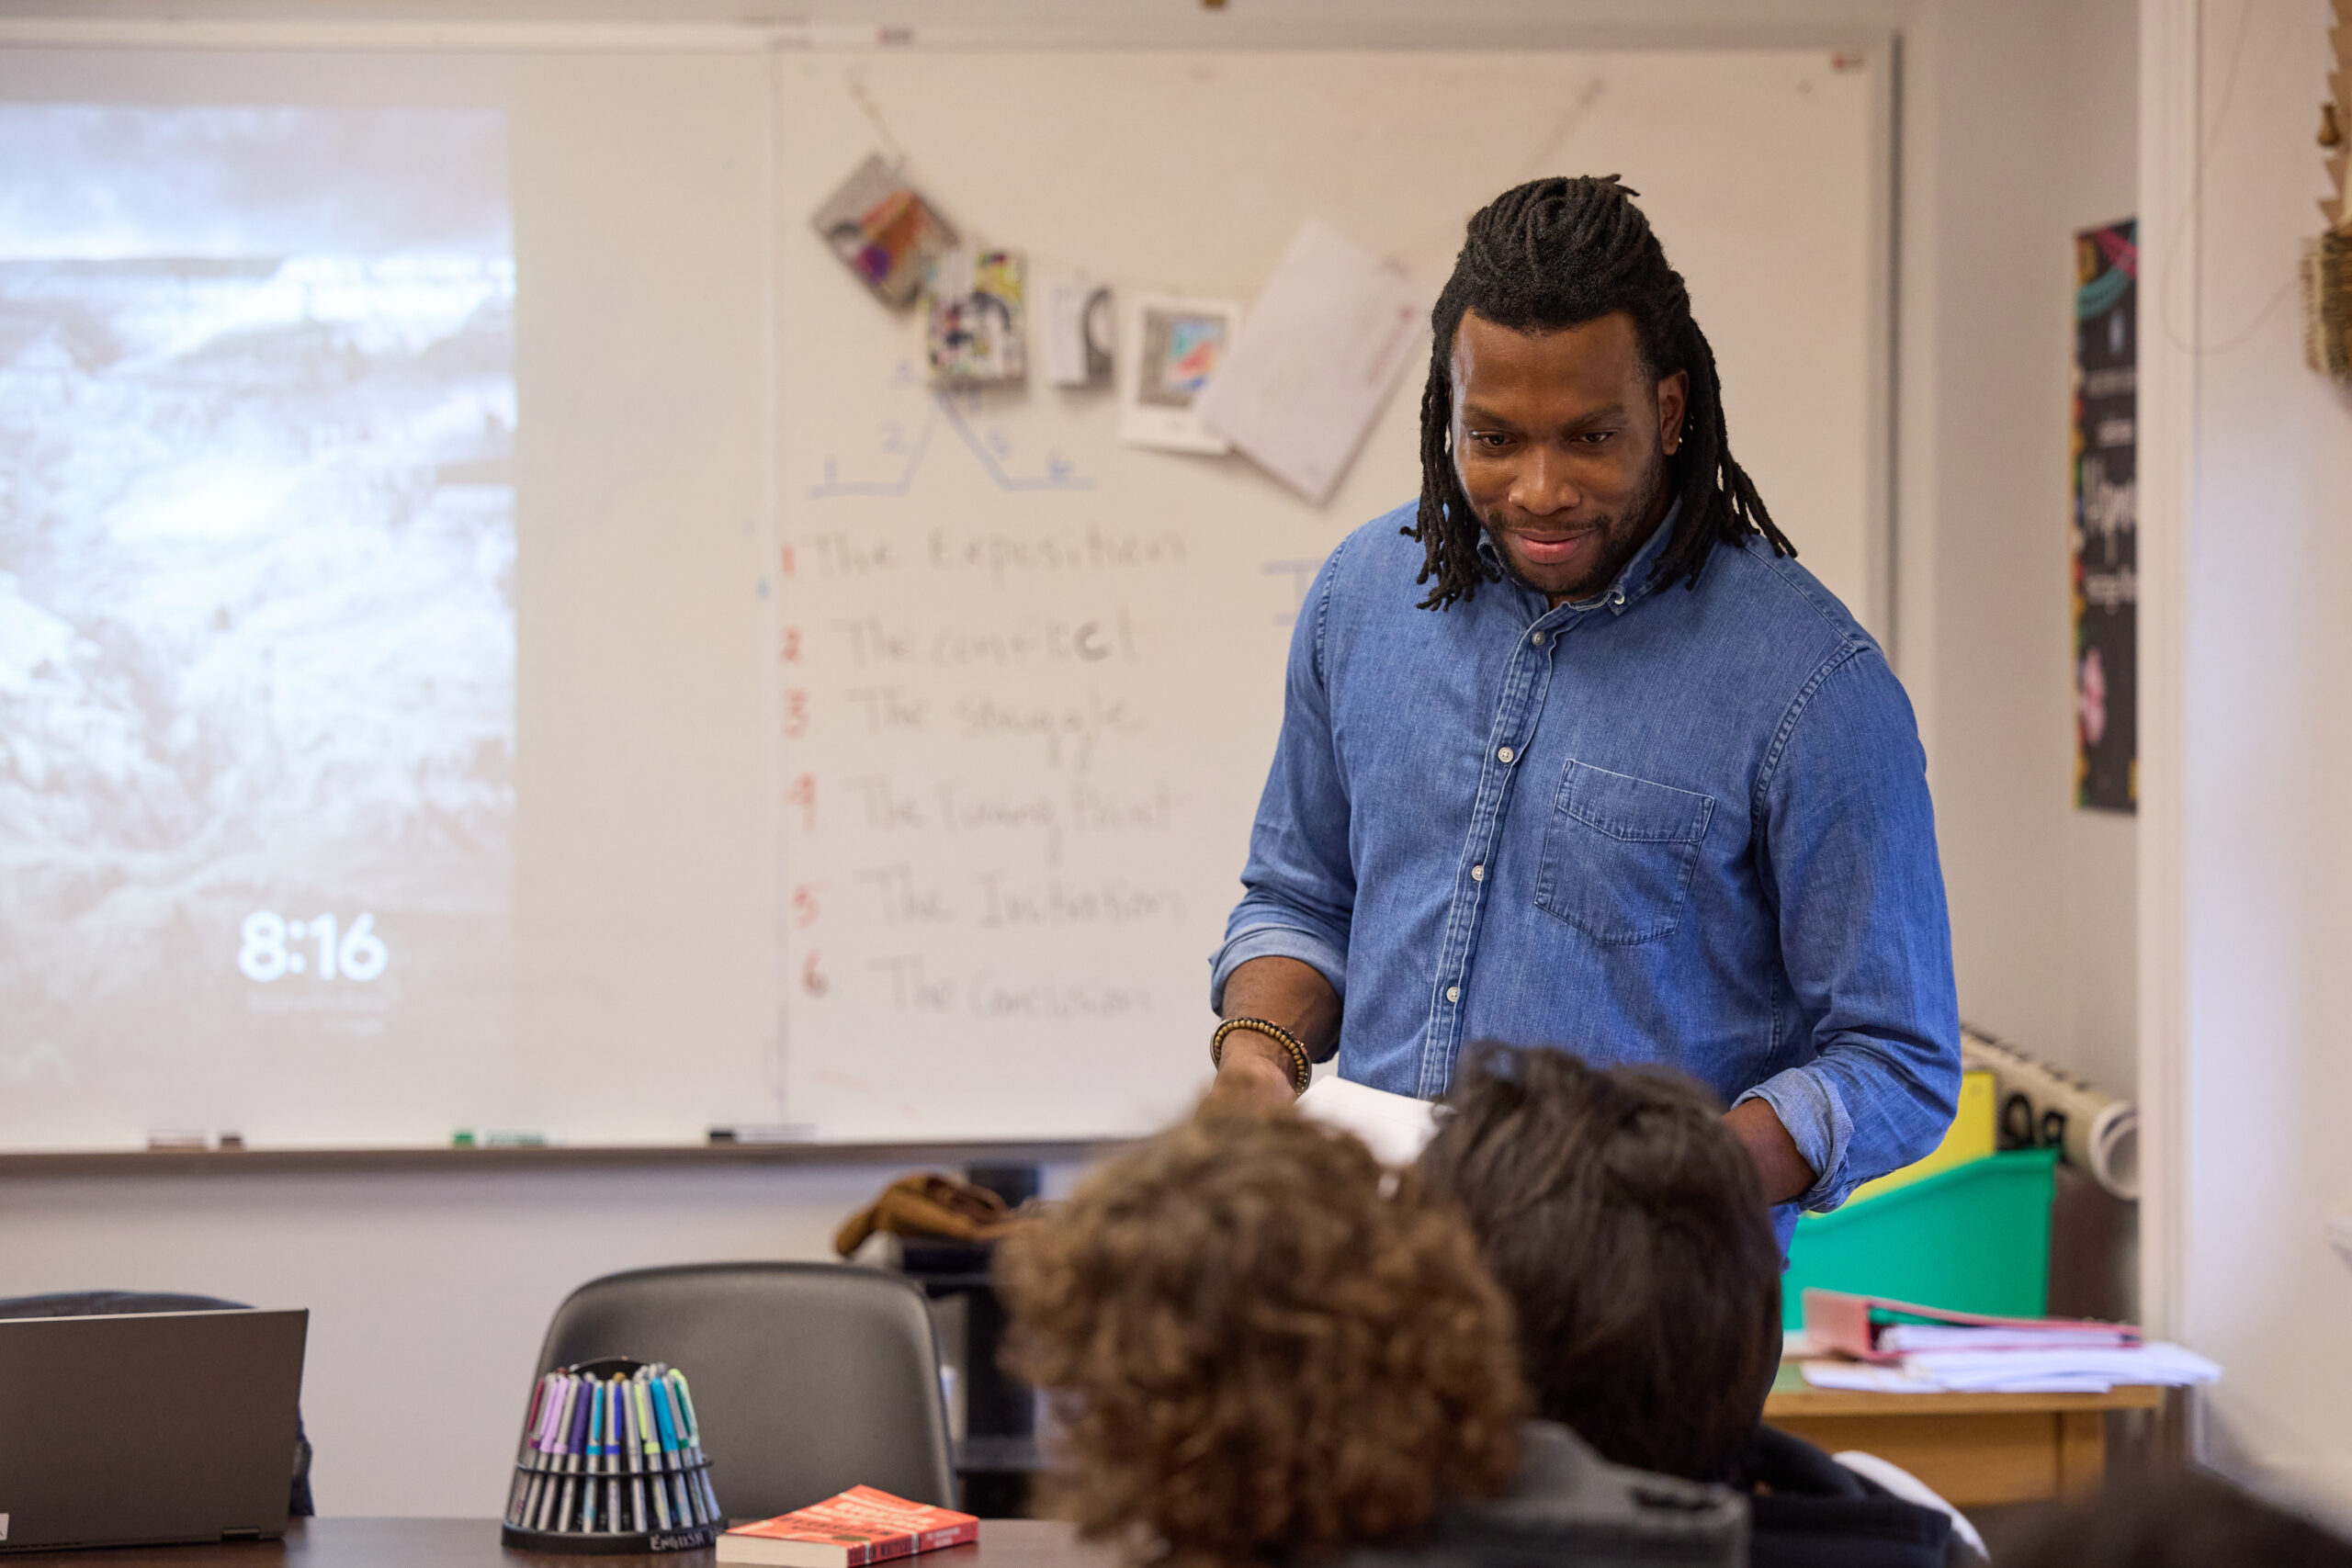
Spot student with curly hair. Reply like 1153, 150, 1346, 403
994, 1108, 1744, 1568
1421, 1042, 1985, 1568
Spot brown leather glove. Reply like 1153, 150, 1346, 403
831, 1172, 1036, 1258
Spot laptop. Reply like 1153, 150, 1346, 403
0, 1308, 308, 1552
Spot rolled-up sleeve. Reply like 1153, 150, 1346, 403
1208, 542, 1357, 1040
1741, 646, 1962, 1212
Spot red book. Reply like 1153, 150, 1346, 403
716, 1486, 980, 1568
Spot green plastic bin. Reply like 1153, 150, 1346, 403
1781, 1148, 2059, 1330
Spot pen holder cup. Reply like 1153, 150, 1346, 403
502, 1357, 724, 1554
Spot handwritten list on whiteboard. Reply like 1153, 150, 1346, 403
775, 357, 1313, 1140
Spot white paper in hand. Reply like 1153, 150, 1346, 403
1296, 1075, 1438, 1168
1193, 220, 1430, 504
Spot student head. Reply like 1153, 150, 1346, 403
1410, 175, 1793, 608
2009, 1468, 2352, 1568
1419, 1042, 1781, 1483
995, 1107, 1526, 1566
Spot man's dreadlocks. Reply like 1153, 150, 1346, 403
1408, 175, 1793, 611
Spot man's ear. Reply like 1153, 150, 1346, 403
1658, 369, 1690, 456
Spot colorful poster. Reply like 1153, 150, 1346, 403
925, 247, 1027, 384
809, 153, 957, 308
2072, 220, 2137, 814
1116, 293, 1239, 454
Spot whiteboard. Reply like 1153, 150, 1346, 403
0, 36, 1884, 1149
774, 48, 1884, 1140
0, 45, 783, 1149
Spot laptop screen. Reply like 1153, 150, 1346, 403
0, 1308, 307, 1552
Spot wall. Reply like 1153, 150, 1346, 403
0, 0, 2146, 1516
1923, 0, 2141, 1102
2141, 0, 2352, 1521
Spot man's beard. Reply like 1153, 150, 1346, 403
1480, 452, 1673, 602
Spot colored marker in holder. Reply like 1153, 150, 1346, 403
502, 1358, 724, 1554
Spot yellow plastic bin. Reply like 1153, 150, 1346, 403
1781, 1148, 2059, 1331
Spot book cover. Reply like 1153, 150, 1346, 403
717, 1485, 978, 1568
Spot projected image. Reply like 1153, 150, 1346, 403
0, 106, 514, 1134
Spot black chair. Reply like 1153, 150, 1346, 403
532, 1262, 956, 1519
0, 1290, 314, 1517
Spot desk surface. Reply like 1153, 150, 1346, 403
23, 1519, 1106, 1568
1763, 1360, 2170, 1419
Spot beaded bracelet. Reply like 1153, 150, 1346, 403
1210, 1017, 1313, 1096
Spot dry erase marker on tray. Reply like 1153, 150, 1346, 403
707, 1124, 816, 1144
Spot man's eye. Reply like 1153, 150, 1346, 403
1470, 432, 1512, 449
1579, 431, 1616, 446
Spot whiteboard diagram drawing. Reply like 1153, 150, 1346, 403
810, 369, 1093, 498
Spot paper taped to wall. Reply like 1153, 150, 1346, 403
810, 153, 958, 307
1193, 219, 1430, 504
925, 247, 1026, 384
1038, 268, 1113, 388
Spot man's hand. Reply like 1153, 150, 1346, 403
1204, 1029, 1302, 1111
1724, 1097, 1817, 1205
1204, 955, 1341, 1113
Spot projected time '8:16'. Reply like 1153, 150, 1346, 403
238, 912, 389, 983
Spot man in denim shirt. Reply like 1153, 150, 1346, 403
1208, 177, 1960, 1244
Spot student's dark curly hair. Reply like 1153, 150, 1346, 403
996, 1109, 1526, 1568
1408, 175, 1793, 609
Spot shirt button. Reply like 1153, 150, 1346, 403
1445, 986, 1461, 1003
1531, 631, 1545, 646
1497, 746, 1515, 763
1471, 864, 1485, 882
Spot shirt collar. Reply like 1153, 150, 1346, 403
1475, 500, 1683, 620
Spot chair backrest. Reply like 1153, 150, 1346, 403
533, 1262, 957, 1519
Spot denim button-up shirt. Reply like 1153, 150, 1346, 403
1213, 502, 1960, 1244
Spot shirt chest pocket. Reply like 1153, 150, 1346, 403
1533, 761, 1716, 946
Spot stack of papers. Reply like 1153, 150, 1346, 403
1295, 1075, 1437, 1168
1803, 1342, 2221, 1395
1795, 1289, 2222, 1394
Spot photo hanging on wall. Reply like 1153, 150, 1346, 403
1117, 293, 1240, 455
2071, 219, 2137, 814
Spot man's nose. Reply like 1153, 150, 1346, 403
1510, 446, 1581, 516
